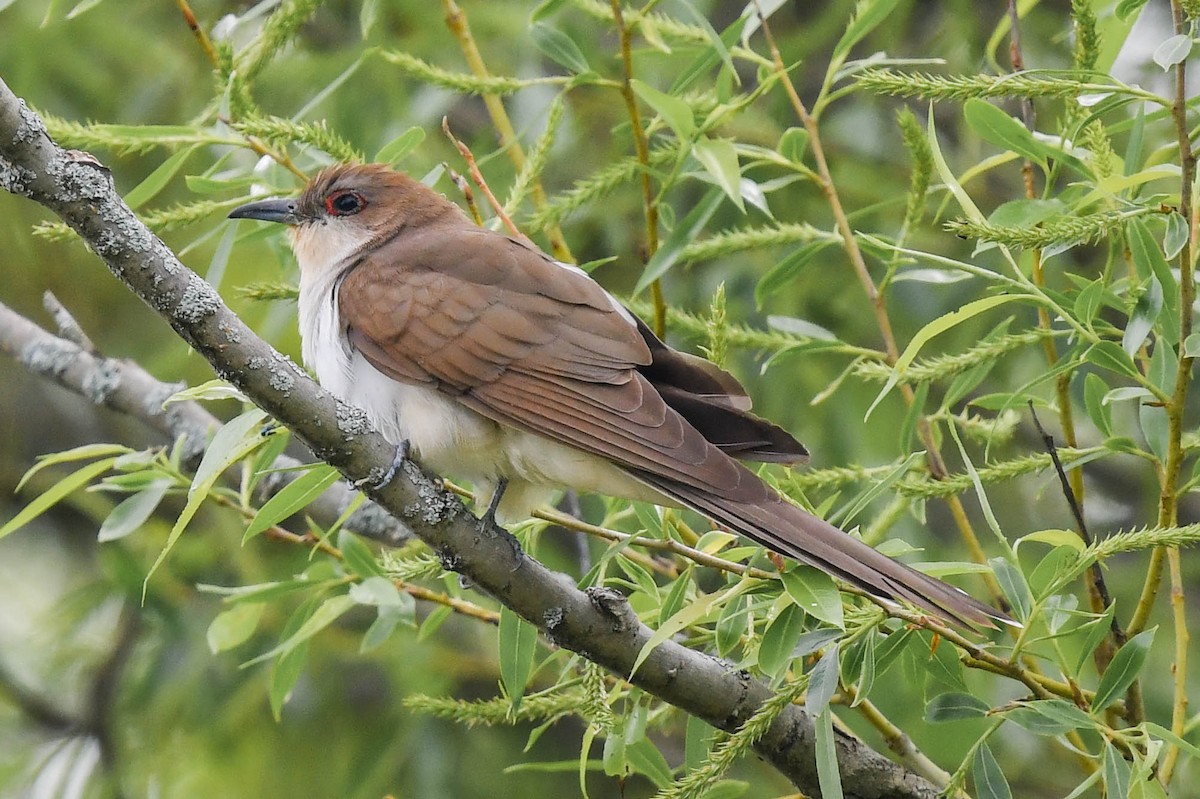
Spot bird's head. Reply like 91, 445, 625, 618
228, 163, 462, 274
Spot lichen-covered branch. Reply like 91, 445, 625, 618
0, 296, 411, 547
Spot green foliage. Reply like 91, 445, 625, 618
5, 1, 1200, 798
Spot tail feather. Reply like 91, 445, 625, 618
635, 471, 1010, 630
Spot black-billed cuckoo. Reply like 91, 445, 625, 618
230, 163, 1010, 630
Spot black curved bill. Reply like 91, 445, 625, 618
228, 198, 300, 225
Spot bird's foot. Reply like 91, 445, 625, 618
355, 439, 411, 491
480, 477, 509, 528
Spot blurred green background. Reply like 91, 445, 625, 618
0, 1, 1193, 797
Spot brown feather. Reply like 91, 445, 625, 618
321, 165, 1009, 629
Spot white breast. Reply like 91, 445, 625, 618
292, 232, 665, 521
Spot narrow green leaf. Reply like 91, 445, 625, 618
1116, 0, 1150, 20
692, 137, 744, 211
685, 715, 718, 771
1164, 212, 1189, 259
360, 605, 405, 653
830, 450, 924, 527
349, 575, 403, 607
269, 644, 308, 720
531, 0, 572, 21
807, 644, 840, 714
0, 457, 118, 540
631, 79, 695, 140
964, 98, 1047, 167
926, 692, 990, 722
1014, 528, 1086, 555
1142, 721, 1200, 763
1128, 218, 1180, 344
244, 464, 341, 542
207, 603, 264, 653
714, 593, 747, 657
340, 530, 386, 579
973, 742, 1013, 799
755, 241, 831, 308
1153, 33, 1192, 71
1073, 278, 1108, 324
499, 606, 539, 712
1072, 602, 1118, 675
1139, 403, 1170, 463
814, 708, 844, 799
16, 443, 130, 492
868, 294, 1020, 418
659, 567, 693, 622
162, 378, 247, 405
990, 557, 1031, 621
245, 594, 357, 667
1103, 386, 1152, 405
833, 0, 901, 59
359, 0, 379, 38
193, 409, 269, 493
758, 603, 807, 679
98, 479, 172, 542
124, 145, 200, 210
417, 605, 452, 641
1102, 741, 1131, 798
635, 188, 723, 294
1004, 704, 1089, 735
1092, 628, 1155, 712
602, 722, 626, 777
625, 738, 674, 789
781, 566, 844, 629
634, 580, 747, 675
1123, 278, 1162, 356
1184, 333, 1200, 358
673, 0, 738, 83
374, 126, 425, 165
145, 410, 269, 592
778, 126, 808, 163
1084, 373, 1114, 436
531, 22, 590, 74
1084, 340, 1141, 379
924, 632, 968, 691
927, 106, 983, 222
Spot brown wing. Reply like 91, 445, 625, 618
337, 222, 1008, 628
339, 223, 765, 500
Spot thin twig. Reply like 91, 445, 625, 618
218, 115, 308, 181
440, 0, 574, 262
441, 117, 530, 243
1027, 405, 1118, 629
609, 0, 666, 338
175, 0, 220, 68
43, 291, 96, 354
1156, 2, 1196, 779
447, 167, 484, 226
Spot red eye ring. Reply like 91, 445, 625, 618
325, 189, 366, 216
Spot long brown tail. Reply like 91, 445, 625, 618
635, 472, 1011, 630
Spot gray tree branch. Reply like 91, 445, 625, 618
0, 76, 939, 799
0, 295, 410, 546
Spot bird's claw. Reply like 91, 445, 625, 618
479, 477, 508, 528
355, 439, 411, 491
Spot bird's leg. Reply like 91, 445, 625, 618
356, 439, 411, 491
480, 477, 509, 528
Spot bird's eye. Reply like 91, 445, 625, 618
325, 190, 366, 216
